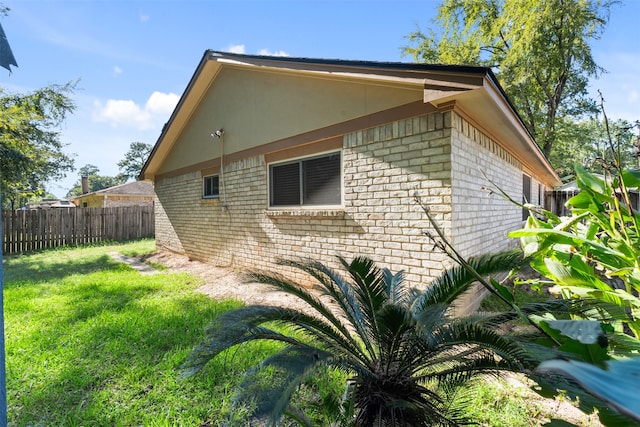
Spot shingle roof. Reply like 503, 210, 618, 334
75, 181, 154, 198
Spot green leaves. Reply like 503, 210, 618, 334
0, 83, 77, 207
545, 320, 605, 345
403, 0, 613, 158
537, 358, 640, 423
512, 164, 640, 337
183, 253, 549, 425
509, 163, 640, 423
118, 142, 153, 181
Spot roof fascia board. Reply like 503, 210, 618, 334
141, 51, 221, 180
480, 75, 560, 182
209, 50, 489, 90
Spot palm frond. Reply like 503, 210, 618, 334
233, 345, 333, 426
412, 303, 450, 347
478, 298, 578, 329
383, 268, 410, 306
247, 269, 363, 355
435, 319, 528, 366
413, 249, 525, 312
338, 255, 387, 348
375, 304, 413, 369
425, 353, 516, 385
180, 305, 305, 378
280, 258, 379, 358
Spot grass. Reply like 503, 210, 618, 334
3, 241, 593, 426
3, 239, 282, 426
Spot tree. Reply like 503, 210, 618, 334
551, 117, 639, 178
181, 253, 575, 426
65, 164, 126, 197
403, 0, 614, 160
0, 83, 76, 208
117, 142, 152, 181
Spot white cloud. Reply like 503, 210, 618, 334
92, 91, 179, 130
113, 65, 123, 76
145, 91, 180, 115
227, 44, 246, 54
139, 13, 150, 23
257, 49, 289, 57
224, 45, 289, 57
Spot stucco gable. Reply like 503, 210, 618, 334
141, 50, 560, 187
157, 65, 423, 175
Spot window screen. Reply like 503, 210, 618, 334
522, 174, 531, 220
271, 162, 300, 206
203, 175, 219, 198
270, 152, 341, 207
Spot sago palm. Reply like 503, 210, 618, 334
181, 250, 560, 426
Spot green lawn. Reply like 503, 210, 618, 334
3, 240, 281, 426
2, 241, 595, 426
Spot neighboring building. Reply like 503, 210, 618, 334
71, 181, 155, 208
546, 175, 639, 216
26, 199, 76, 209
141, 51, 561, 307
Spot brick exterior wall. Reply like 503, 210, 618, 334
155, 110, 529, 292
450, 113, 523, 257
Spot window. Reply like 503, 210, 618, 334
203, 175, 219, 198
522, 174, 531, 220
269, 151, 341, 207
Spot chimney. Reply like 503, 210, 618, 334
81, 176, 89, 194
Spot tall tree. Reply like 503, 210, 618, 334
404, 0, 614, 159
550, 117, 639, 178
117, 142, 152, 181
0, 83, 77, 208
65, 164, 126, 197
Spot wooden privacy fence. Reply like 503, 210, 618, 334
545, 190, 580, 217
546, 189, 640, 217
2, 206, 154, 254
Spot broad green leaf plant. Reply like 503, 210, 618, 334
417, 182, 640, 426
504, 156, 640, 425
510, 164, 640, 352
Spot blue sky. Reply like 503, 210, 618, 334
2, 0, 639, 197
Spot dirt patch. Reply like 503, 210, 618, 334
143, 250, 312, 311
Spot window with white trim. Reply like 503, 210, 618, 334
203, 175, 220, 198
269, 151, 341, 207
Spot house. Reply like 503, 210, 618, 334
25, 199, 76, 209
546, 175, 639, 216
140, 51, 560, 306
71, 180, 155, 208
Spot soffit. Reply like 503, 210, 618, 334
424, 77, 560, 186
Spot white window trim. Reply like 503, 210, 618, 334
267, 149, 343, 210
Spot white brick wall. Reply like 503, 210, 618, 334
449, 113, 526, 312
449, 113, 523, 257
155, 110, 525, 291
